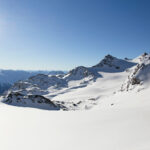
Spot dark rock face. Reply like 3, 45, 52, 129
5, 92, 23, 102
28, 95, 57, 106
121, 64, 143, 91
121, 53, 150, 91
4, 92, 60, 110
131, 78, 141, 85
143, 52, 148, 57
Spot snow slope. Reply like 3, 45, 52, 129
51, 72, 128, 110
0, 53, 150, 150
0, 90, 150, 150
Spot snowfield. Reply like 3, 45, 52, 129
0, 94, 150, 150
51, 71, 128, 110
0, 53, 150, 150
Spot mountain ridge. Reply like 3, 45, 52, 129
1, 54, 143, 110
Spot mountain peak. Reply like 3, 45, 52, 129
121, 53, 150, 91
132, 52, 149, 63
92, 54, 136, 72
104, 54, 115, 59
64, 66, 95, 81
93, 54, 116, 68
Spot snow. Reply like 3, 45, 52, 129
0, 91, 150, 150
51, 72, 128, 110
0, 54, 150, 150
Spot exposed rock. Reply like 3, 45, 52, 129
4, 92, 60, 110
121, 53, 150, 91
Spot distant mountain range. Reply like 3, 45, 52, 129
0, 70, 65, 94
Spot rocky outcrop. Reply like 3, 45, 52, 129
4, 92, 60, 110
121, 53, 150, 91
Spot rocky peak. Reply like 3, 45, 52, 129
121, 53, 150, 91
92, 54, 136, 72
133, 52, 149, 63
65, 66, 94, 81
93, 54, 116, 68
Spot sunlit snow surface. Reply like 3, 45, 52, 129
0, 88, 150, 150
0, 54, 150, 150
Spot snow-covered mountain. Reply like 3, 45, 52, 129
64, 66, 96, 81
92, 54, 136, 72
0, 70, 65, 94
121, 53, 150, 91
1, 53, 150, 150
1, 54, 138, 110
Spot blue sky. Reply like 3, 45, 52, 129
0, 0, 150, 70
